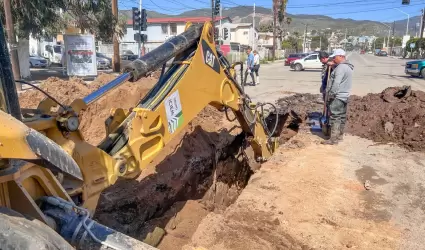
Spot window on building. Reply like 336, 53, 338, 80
243, 31, 248, 35
170, 23, 177, 35
161, 24, 168, 34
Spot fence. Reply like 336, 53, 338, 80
224, 48, 285, 64
96, 43, 160, 57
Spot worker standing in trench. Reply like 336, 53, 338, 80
322, 49, 354, 145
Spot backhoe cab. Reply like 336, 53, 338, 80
0, 20, 284, 249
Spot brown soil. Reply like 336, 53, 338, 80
94, 106, 249, 249
19, 73, 156, 145
346, 86, 425, 151
276, 86, 425, 152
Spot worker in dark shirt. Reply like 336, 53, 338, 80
319, 52, 334, 101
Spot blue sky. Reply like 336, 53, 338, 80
119, 0, 425, 22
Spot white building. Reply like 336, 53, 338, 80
107, 16, 232, 56
220, 23, 258, 48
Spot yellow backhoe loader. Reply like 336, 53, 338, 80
0, 20, 284, 249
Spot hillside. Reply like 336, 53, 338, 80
120, 6, 417, 37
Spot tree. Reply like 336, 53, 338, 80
63, 0, 125, 42
258, 22, 273, 33
282, 36, 302, 52
390, 37, 402, 47
374, 37, 385, 49
0, 0, 66, 39
310, 36, 328, 51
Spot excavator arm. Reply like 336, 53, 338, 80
96, 22, 280, 178
0, 20, 284, 250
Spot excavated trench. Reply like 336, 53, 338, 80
94, 123, 253, 249
94, 108, 299, 249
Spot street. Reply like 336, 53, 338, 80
245, 53, 424, 103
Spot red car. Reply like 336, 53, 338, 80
285, 53, 308, 66
360, 50, 365, 54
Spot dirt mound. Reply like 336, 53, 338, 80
19, 73, 156, 144
276, 87, 425, 151
276, 93, 323, 122
347, 86, 425, 151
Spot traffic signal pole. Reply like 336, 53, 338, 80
138, 0, 142, 57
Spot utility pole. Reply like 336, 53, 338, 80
319, 36, 322, 50
3, 0, 21, 89
272, 1, 277, 59
253, 3, 255, 49
390, 21, 395, 55
112, 0, 120, 72
420, 8, 424, 38
303, 24, 308, 53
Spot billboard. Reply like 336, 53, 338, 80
64, 34, 97, 77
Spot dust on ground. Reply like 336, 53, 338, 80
276, 86, 425, 152
184, 131, 425, 250
19, 73, 156, 145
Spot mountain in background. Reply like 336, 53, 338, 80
120, 6, 418, 37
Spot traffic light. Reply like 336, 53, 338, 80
132, 7, 141, 31
214, 0, 220, 15
134, 34, 148, 43
214, 27, 219, 40
402, 0, 410, 4
141, 9, 147, 31
223, 28, 228, 40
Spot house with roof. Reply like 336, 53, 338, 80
220, 22, 258, 48
117, 16, 232, 54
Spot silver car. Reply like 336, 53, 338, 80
96, 57, 110, 69
29, 55, 49, 68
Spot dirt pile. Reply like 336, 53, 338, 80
94, 107, 249, 249
276, 86, 425, 151
19, 73, 156, 144
346, 86, 425, 151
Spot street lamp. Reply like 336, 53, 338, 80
394, 8, 410, 36
380, 22, 391, 48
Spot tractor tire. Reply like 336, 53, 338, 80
294, 63, 302, 71
0, 207, 73, 250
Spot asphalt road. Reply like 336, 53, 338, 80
245, 52, 425, 103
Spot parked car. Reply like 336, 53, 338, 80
96, 57, 111, 69
29, 55, 49, 68
360, 50, 365, 54
290, 53, 322, 71
368, 51, 373, 54
96, 52, 112, 65
285, 53, 308, 66
120, 54, 139, 68
376, 51, 387, 57
405, 60, 425, 77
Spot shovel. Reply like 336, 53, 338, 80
319, 66, 331, 136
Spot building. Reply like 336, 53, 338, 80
220, 23, 258, 48
257, 32, 274, 48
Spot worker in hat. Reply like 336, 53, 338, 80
322, 49, 354, 145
